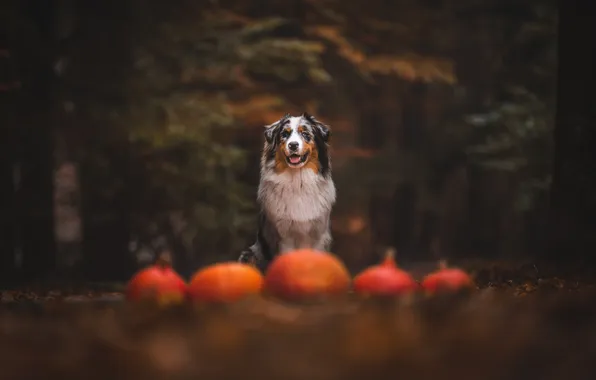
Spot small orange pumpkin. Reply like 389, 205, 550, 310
126, 253, 187, 305
421, 260, 474, 293
353, 249, 418, 296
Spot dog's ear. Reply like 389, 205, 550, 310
314, 122, 331, 143
264, 113, 289, 144
304, 113, 331, 143
264, 124, 279, 144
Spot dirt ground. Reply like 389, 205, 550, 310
2, 262, 596, 380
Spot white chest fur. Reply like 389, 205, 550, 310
258, 169, 336, 222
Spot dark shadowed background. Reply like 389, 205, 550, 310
0, 0, 565, 284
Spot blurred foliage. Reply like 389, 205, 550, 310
33, 0, 556, 267
0, 0, 559, 277
338, 0, 555, 213
121, 0, 458, 263
465, 87, 553, 210
463, 2, 556, 211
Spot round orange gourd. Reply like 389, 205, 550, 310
188, 262, 264, 303
126, 253, 187, 305
421, 260, 473, 293
353, 249, 418, 296
264, 249, 351, 301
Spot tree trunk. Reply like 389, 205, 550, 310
77, 0, 135, 281
80, 151, 133, 281
19, 97, 56, 281
0, 38, 19, 285
0, 117, 17, 286
16, 0, 57, 282
392, 185, 417, 260
549, 0, 596, 266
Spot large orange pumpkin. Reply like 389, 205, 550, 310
264, 249, 351, 301
187, 262, 264, 303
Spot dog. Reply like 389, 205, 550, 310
239, 113, 336, 272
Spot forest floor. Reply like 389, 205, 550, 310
1, 259, 596, 380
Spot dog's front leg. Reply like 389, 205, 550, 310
239, 246, 258, 266
278, 241, 297, 255
307, 217, 333, 252
274, 219, 297, 254
239, 243, 271, 272
313, 231, 332, 252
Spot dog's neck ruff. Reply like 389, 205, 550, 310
258, 168, 336, 222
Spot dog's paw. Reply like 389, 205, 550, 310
238, 250, 258, 266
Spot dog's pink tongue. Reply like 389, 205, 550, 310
289, 156, 301, 164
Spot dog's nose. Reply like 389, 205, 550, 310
288, 142, 299, 151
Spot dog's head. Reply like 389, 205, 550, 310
262, 113, 331, 176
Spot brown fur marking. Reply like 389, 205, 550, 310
274, 141, 320, 174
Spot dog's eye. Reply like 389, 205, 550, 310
281, 130, 290, 139
301, 132, 311, 141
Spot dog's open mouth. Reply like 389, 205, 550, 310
286, 153, 309, 166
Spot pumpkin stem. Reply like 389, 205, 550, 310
155, 251, 173, 268
382, 247, 397, 267
438, 259, 448, 270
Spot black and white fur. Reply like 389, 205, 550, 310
239, 113, 336, 272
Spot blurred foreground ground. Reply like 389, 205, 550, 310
2, 260, 596, 380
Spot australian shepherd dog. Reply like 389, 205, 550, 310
239, 113, 336, 272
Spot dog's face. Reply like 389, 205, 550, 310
262, 113, 331, 176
